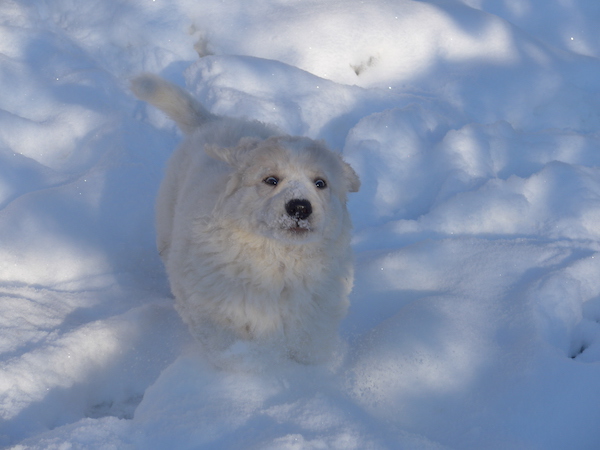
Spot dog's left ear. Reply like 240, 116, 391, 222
205, 137, 261, 167
342, 160, 361, 193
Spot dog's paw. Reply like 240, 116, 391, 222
202, 339, 283, 372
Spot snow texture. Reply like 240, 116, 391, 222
2, 0, 600, 448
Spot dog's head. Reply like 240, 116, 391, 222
206, 136, 360, 244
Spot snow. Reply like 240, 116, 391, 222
2, 0, 600, 448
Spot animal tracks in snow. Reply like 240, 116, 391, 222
530, 251, 600, 363
570, 296, 600, 362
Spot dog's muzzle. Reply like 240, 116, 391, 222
285, 199, 312, 220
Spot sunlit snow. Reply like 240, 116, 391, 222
2, 0, 600, 448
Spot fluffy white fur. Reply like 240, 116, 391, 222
131, 73, 360, 366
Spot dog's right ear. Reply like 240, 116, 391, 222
205, 137, 261, 167
205, 144, 238, 166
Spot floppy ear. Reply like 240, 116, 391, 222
342, 160, 361, 193
204, 144, 238, 166
204, 137, 261, 167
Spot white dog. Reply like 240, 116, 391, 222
131, 73, 360, 366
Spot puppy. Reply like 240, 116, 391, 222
131, 73, 360, 366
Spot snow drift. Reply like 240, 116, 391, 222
2, 0, 600, 448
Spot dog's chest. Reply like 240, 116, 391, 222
230, 239, 326, 294
222, 254, 324, 338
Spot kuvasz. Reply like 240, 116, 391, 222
131, 73, 360, 367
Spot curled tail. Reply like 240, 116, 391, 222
131, 73, 216, 134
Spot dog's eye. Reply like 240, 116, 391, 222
314, 179, 327, 189
263, 176, 279, 186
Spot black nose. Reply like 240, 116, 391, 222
285, 199, 312, 220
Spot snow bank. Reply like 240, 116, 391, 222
2, 0, 600, 448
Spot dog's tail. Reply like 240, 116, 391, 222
131, 73, 216, 134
